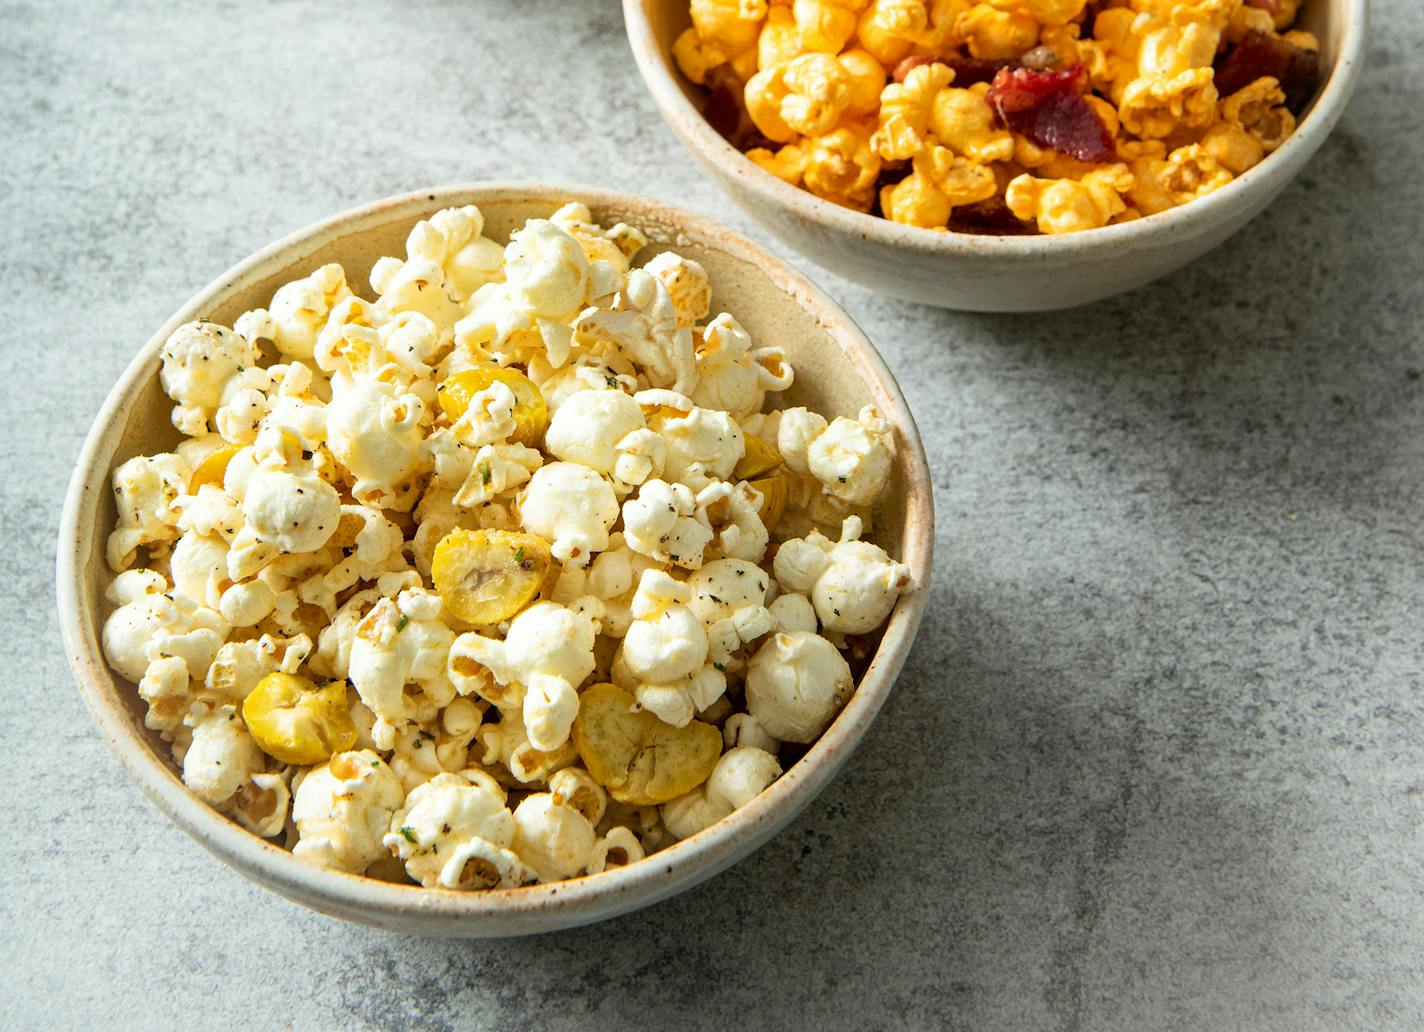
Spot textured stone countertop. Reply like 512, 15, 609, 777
6, 1, 1422, 1028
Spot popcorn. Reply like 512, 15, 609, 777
106, 452, 191, 571
518, 461, 619, 568
679, 0, 1315, 232
511, 792, 598, 882
235, 264, 351, 361
348, 588, 456, 748
182, 704, 263, 806
159, 321, 258, 437
1127, 142, 1233, 215
745, 630, 854, 742
292, 750, 405, 874
383, 770, 527, 888
102, 202, 909, 892
690, 314, 793, 420
449, 601, 597, 751
773, 515, 912, 632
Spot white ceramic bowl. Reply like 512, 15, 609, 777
625, 0, 1368, 312
57, 182, 934, 937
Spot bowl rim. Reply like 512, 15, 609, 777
623, 0, 1370, 256
57, 180, 934, 928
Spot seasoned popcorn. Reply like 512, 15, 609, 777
676, 0, 1320, 232
100, 204, 915, 889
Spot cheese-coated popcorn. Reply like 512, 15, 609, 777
806, 404, 896, 506
857, 0, 931, 66
1127, 142, 1232, 215
1005, 164, 1136, 234
746, 630, 855, 742
159, 321, 258, 437
880, 141, 999, 228
956, 3, 1037, 59
773, 515, 912, 632
873, 60, 954, 161
746, 53, 854, 143
794, 0, 868, 53
104, 203, 911, 889
693, 0, 770, 56
931, 86, 1015, 164
519, 461, 619, 568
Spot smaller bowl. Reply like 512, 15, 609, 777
57, 182, 933, 937
625, 0, 1367, 312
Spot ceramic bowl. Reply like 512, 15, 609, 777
624, 0, 1368, 312
57, 182, 933, 938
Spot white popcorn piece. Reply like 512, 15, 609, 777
662, 746, 781, 841
773, 516, 913, 634
474, 706, 580, 786
449, 601, 596, 751
807, 405, 896, 507
636, 389, 744, 489
229, 771, 292, 839
745, 631, 854, 743
182, 704, 263, 806
548, 766, 608, 826
235, 263, 352, 360
348, 588, 456, 749
106, 452, 191, 571
544, 389, 645, 478
776, 406, 829, 475
588, 825, 646, 873
383, 770, 527, 889
620, 570, 725, 727
621, 479, 713, 570
686, 558, 774, 667
689, 314, 794, 420
159, 321, 258, 436
575, 270, 696, 394
325, 378, 427, 511
695, 479, 769, 564
168, 531, 228, 610
518, 461, 618, 569
723, 712, 780, 754
101, 570, 227, 684
511, 792, 597, 883
643, 251, 711, 328
292, 750, 405, 874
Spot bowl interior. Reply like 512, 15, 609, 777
64, 184, 931, 931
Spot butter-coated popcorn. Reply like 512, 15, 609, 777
1127, 141, 1232, 215
103, 202, 914, 890
682, 0, 1314, 232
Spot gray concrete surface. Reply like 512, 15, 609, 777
4, 1, 1422, 1029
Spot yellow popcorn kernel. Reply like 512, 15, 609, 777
873, 60, 954, 161
1135, 20, 1221, 82
437, 367, 549, 448
729, 46, 761, 80
857, 0, 930, 66
838, 48, 888, 117
1118, 66, 1218, 138
432, 528, 557, 626
1225, 4, 1274, 44
572, 683, 723, 806
1039, 23, 1113, 86
880, 141, 998, 228
745, 52, 854, 142
1005, 164, 1134, 234
243, 672, 359, 766
757, 4, 807, 70
956, 3, 1038, 60
793, 0, 869, 54
1127, 143, 1232, 215
1085, 94, 1121, 141
1272, 0, 1303, 31
1199, 121, 1263, 176
1034, 152, 1103, 181
986, 0, 1085, 25
189, 445, 240, 492
1012, 134, 1056, 169
692, 0, 770, 55
1282, 30, 1318, 52
748, 141, 811, 184
803, 125, 884, 210
931, 84, 1015, 164
1093, 7, 1143, 99
1111, 206, 1144, 224
1222, 76, 1295, 152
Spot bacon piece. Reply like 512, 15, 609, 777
986, 65, 1117, 163
701, 66, 776, 152
1214, 30, 1321, 113
947, 198, 1037, 235
892, 54, 1018, 86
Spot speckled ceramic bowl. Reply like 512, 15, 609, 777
625, 0, 1367, 312
57, 182, 933, 938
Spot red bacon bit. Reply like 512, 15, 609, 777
986, 64, 1117, 164
1214, 30, 1321, 113
701, 66, 775, 152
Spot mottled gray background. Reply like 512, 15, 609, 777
4, 0, 1422, 1029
